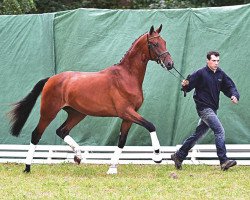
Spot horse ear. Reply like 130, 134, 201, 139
156, 24, 162, 34
149, 26, 154, 35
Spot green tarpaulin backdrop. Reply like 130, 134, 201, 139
0, 4, 249, 146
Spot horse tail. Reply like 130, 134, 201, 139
9, 77, 50, 137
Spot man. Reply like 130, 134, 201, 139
171, 51, 240, 171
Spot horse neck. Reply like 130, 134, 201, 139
118, 35, 150, 85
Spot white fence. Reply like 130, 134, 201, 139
0, 144, 250, 165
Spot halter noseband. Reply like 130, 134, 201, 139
147, 34, 169, 66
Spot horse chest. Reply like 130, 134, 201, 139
127, 90, 144, 108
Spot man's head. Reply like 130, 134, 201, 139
206, 51, 220, 72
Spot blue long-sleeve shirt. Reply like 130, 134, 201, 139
185, 66, 240, 111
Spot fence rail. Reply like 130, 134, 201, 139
0, 144, 250, 165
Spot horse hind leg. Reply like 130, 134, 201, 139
24, 115, 56, 173
56, 107, 86, 164
23, 96, 63, 173
107, 120, 131, 174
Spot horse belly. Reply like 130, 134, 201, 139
72, 98, 117, 117
65, 77, 117, 116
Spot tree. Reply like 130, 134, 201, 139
0, 0, 36, 14
1, 0, 250, 14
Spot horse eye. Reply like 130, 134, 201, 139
154, 43, 159, 47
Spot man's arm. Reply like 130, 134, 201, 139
221, 73, 240, 103
181, 70, 200, 93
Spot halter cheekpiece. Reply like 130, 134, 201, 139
147, 34, 170, 66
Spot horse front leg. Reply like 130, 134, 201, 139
123, 108, 163, 164
150, 131, 162, 163
107, 120, 131, 174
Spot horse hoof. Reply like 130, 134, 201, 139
107, 166, 117, 174
23, 164, 31, 173
154, 160, 162, 164
152, 153, 163, 164
74, 155, 81, 164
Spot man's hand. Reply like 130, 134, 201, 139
181, 79, 189, 97
181, 79, 189, 86
231, 96, 238, 104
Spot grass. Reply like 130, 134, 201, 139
0, 163, 249, 200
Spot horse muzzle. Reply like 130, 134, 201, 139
164, 61, 174, 70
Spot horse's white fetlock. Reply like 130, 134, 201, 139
75, 149, 82, 159
73, 149, 82, 164
107, 165, 118, 174
152, 151, 162, 164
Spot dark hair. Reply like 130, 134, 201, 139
207, 51, 220, 60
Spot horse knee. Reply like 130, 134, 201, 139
141, 120, 155, 132
148, 122, 156, 132
56, 128, 69, 139
118, 134, 128, 149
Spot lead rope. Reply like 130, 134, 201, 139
160, 62, 189, 97
147, 33, 189, 97
160, 62, 184, 82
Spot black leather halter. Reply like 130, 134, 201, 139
147, 34, 170, 65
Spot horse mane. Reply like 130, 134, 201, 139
116, 32, 147, 65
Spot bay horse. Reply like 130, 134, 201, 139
9, 25, 174, 174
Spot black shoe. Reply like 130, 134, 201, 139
221, 160, 237, 171
171, 153, 182, 170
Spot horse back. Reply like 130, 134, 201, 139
41, 69, 143, 116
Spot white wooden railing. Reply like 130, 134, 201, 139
0, 144, 250, 165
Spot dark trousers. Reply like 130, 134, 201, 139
176, 108, 228, 164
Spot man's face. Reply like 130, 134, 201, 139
207, 55, 219, 72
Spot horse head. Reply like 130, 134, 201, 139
147, 24, 174, 70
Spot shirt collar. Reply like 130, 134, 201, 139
206, 65, 221, 73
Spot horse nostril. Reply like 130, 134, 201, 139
168, 62, 174, 67
166, 62, 174, 70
